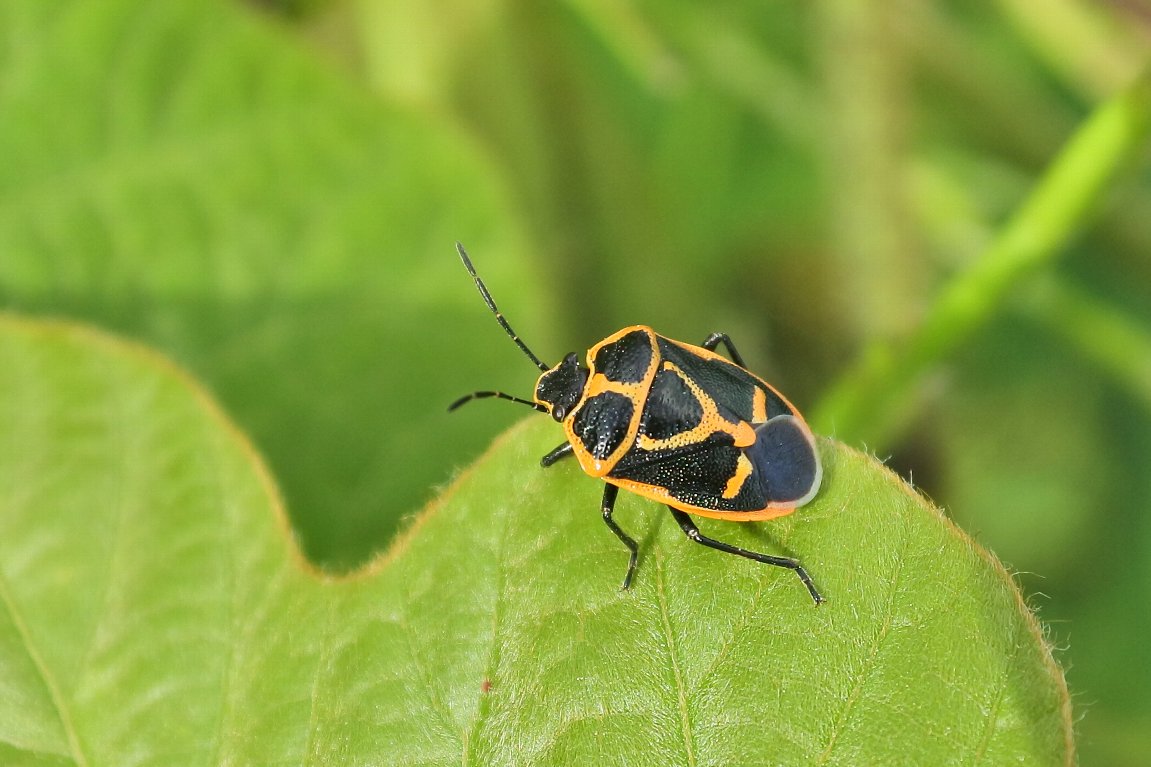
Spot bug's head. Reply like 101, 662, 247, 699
535, 352, 588, 421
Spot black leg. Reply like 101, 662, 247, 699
701, 332, 747, 368
540, 442, 574, 467
668, 507, 823, 604
601, 484, 639, 590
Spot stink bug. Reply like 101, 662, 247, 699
449, 243, 824, 604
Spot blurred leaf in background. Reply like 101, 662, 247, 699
2, 0, 1150, 763
0, 0, 551, 569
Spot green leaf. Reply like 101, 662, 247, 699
0, 317, 1072, 765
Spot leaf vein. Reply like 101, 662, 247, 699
688, 517, 803, 696
301, 594, 338, 766
208, 470, 241, 766
972, 613, 1024, 764
654, 545, 696, 767
814, 512, 914, 764
462, 497, 513, 766
400, 602, 462, 745
0, 566, 89, 767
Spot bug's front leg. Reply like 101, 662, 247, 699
700, 331, 747, 368
668, 507, 823, 604
540, 442, 574, 467
601, 484, 639, 590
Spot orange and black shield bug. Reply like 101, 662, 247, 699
449, 244, 824, 603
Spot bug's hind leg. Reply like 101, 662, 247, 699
601, 484, 639, 590
700, 332, 747, 367
540, 442, 574, 467
668, 507, 823, 604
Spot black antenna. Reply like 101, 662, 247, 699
448, 390, 547, 413
456, 242, 549, 372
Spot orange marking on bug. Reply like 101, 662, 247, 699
584, 374, 647, 402
723, 453, 753, 499
731, 421, 756, 448
752, 386, 768, 423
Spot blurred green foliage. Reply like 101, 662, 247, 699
1, 0, 1149, 763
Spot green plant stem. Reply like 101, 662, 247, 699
812, 65, 1151, 447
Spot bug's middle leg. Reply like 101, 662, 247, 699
700, 331, 747, 367
668, 507, 823, 604
601, 484, 639, 590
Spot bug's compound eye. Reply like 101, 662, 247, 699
535, 352, 587, 422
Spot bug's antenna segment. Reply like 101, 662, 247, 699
456, 242, 550, 372
448, 390, 548, 413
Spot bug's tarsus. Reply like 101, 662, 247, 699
600, 484, 639, 590
668, 507, 824, 605
448, 390, 547, 413
456, 242, 549, 373
540, 442, 575, 467
701, 331, 748, 368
